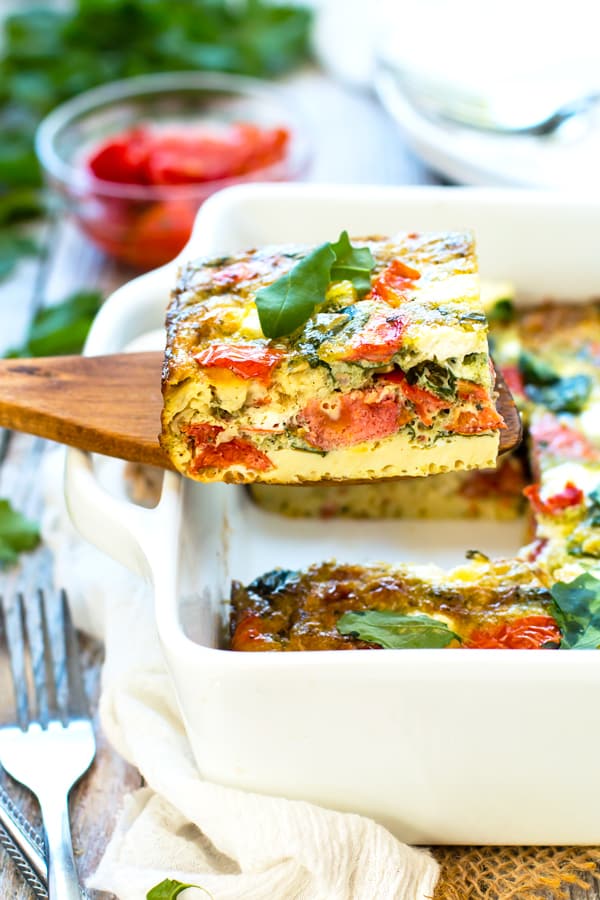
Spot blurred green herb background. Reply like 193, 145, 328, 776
0, 0, 312, 280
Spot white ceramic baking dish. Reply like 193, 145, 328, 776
65, 184, 600, 845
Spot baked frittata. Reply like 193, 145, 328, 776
160, 232, 505, 484
230, 557, 559, 651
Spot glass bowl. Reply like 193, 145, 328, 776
35, 71, 311, 269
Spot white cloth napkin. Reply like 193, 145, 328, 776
41, 450, 439, 900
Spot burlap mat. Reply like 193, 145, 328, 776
431, 847, 600, 899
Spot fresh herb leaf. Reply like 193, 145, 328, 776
329, 230, 375, 296
550, 573, 600, 649
518, 350, 558, 386
147, 879, 213, 900
525, 374, 592, 414
337, 610, 461, 649
256, 234, 376, 339
6, 290, 102, 357
406, 361, 456, 398
0, 499, 40, 566
487, 297, 515, 324
255, 243, 335, 339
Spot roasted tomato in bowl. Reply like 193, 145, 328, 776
35, 72, 311, 269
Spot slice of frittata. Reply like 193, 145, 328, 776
160, 231, 505, 484
229, 558, 558, 651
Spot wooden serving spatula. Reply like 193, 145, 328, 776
0, 352, 522, 471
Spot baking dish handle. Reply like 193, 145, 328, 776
64, 448, 174, 580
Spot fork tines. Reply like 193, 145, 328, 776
0, 589, 88, 732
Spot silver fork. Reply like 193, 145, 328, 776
0, 588, 96, 899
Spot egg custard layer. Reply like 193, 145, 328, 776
160, 233, 505, 484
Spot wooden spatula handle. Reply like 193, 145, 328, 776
0, 352, 173, 469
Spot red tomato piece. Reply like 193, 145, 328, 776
299, 388, 409, 451
380, 370, 449, 426
341, 312, 406, 363
86, 123, 290, 187
193, 437, 273, 473
86, 128, 151, 184
368, 259, 421, 306
456, 379, 490, 404
466, 615, 561, 649
231, 614, 278, 651
143, 123, 289, 184
194, 343, 284, 382
446, 406, 506, 434
184, 423, 223, 444
185, 423, 273, 473
523, 481, 584, 516
145, 129, 245, 184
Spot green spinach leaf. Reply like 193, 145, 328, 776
406, 361, 456, 399
337, 610, 461, 649
550, 573, 600, 649
0, 499, 40, 566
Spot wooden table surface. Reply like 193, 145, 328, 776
0, 69, 598, 900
